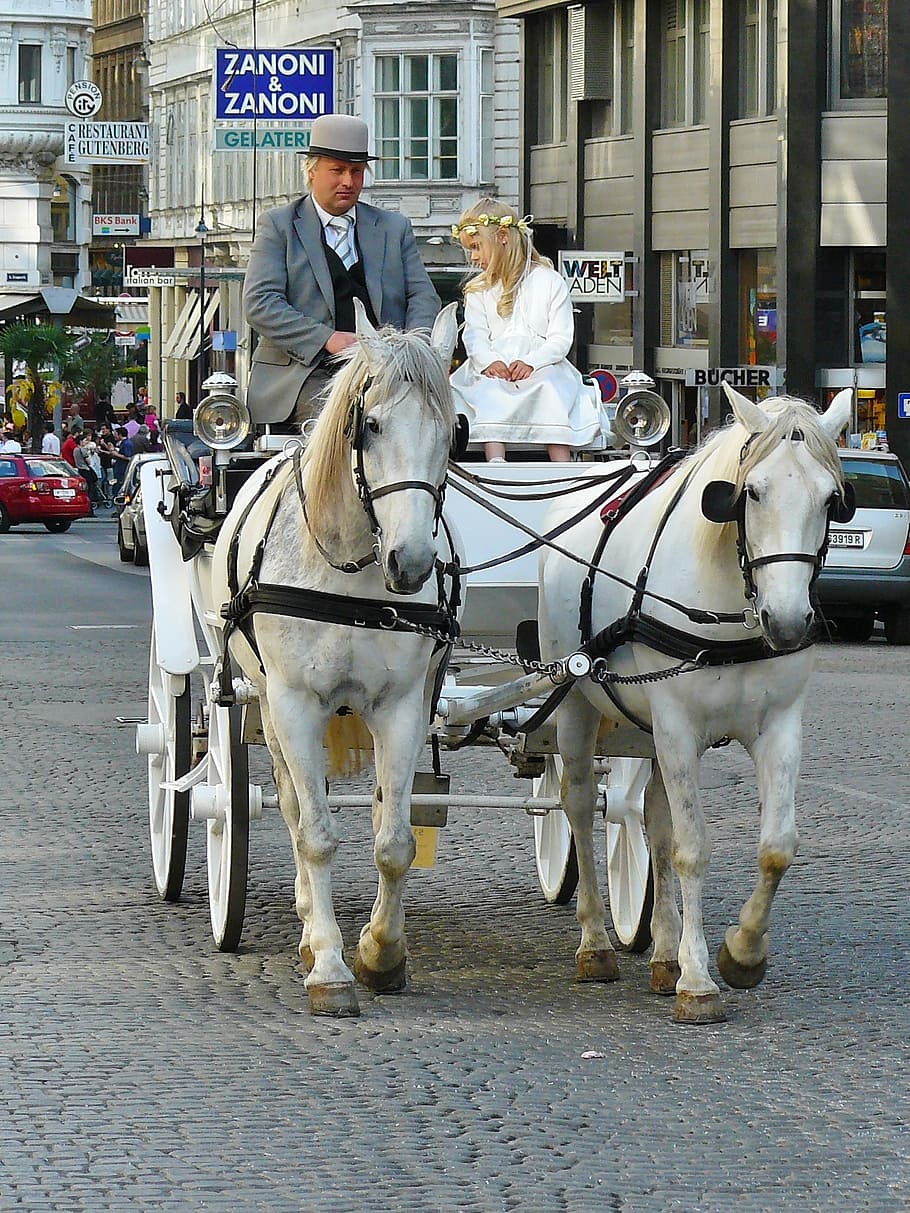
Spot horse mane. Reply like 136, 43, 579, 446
301, 326, 455, 540
676, 395, 846, 559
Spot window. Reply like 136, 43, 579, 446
739, 249, 777, 366
51, 175, 78, 243
374, 53, 458, 180
66, 47, 77, 90
740, 0, 777, 117
833, 0, 887, 103
529, 10, 568, 144
661, 0, 710, 128
662, 251, 713, 347
584, 0, 635, 139
19, 44, 41, 104
480, 49, 494, 181
340, 58, 356, 116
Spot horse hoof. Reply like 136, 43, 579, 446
307, 981, 360, 1017
672, 991, 727, 1025
576, 949, 620, 983
717, 940, 768, 989
649, 959, 681, 996
298, 943, 315, 973
352, 952, 408, 993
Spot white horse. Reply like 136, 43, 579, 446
210, 300, 460, 1016
538, 384, 853, 1023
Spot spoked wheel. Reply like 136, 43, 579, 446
141, 633, 192, 901
200, 702, 250, 952
604, 757, 654, 952
532, 755, 579, 904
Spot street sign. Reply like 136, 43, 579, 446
214, 47, 334, 120
214, 127, 312, 151
65, 79, 103, 118
558, 251, 626, 303
126, 268, 176, 287
684, 366, 778, 388
898, 392, 910, 420
589, 369, 619, 402
93, 214, 140, 236
65, 121, 149, 164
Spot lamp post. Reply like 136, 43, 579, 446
195, 206, 209, 402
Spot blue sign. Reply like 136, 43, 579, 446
215, 48, 334, 121
897, 392, 910, 420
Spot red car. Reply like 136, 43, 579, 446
0, 452, 92, 533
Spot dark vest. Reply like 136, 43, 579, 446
322, 237, 378, 333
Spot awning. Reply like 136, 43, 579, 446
163, 291, 219, 361
115, 301, 149, 326
0, 287, 116, 328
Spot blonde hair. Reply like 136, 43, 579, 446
453, 198, 548, 318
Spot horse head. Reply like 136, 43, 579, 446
349, 299, 458, 594
703, 384, 852, 651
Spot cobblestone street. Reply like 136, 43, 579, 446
1, 530, 908, 1211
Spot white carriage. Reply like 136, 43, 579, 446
137, 373, 665, 958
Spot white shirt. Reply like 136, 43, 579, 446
312, 199, 357, 242
42, 432, 61, 455
0, 437, 21, 453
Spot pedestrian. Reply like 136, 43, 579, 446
242, 112, 439, 430
67, 402, 85, 434
131, 424, 153, 455
61, 429, 79, 467
175, 391, 192, 420
80, 430, 107, 505
449, 198, 601, 462
41, 421, 61, 456
0, 424, 22, 453
143, 402, 159, 436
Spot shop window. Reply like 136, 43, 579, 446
739, 249, 777, 367
672, 250, 712, 346
592, 257, 633, 346
374, 53, 459, 180
528, 9, 568, 144
831, 0, 887, 105
739, 0, 777, 117
18, 44, 41, 104
853, 249, 886, 365
815, 249, 850, 367
661, 0, 710, 128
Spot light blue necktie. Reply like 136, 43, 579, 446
328, 215, 356, 268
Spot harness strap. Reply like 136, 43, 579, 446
292, 444, 378, 574
221, 580, 458, 637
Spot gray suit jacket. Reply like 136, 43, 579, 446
243, 195, 440, 422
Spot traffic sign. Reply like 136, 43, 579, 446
589, 369, 619, 403
898, 393, 910, 420
65, 79, 103, 118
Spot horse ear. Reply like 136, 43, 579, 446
353, 298, 384, 373
721, 381, 771, 433
430, 302, 459, 368
701, 480, 740, 524
820, 388, 852, 439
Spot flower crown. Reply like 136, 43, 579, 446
451, 213, 533, 239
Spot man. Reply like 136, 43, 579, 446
41, 421, 61, 456
175, 391, 192, 419
61, 429, 79, 467
0, 426, 21, 453
243, 113, 440, 427
67, 402, 85, 434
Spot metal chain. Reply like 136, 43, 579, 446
390, 616, 703, 685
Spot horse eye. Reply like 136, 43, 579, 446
746, 485, 760, 502
364, 415, 380, 435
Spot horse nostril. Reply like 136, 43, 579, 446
386, 549, 401, 581
760, 608, 770, 633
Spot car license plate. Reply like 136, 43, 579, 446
54, 488, 75, 499
829, 530, 865, 548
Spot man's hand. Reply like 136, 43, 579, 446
481, 361, 512, 379
325, 331, 357, 355
507, 360, 533, 381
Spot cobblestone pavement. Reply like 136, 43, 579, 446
1, 531, 908, 1211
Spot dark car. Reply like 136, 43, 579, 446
114, 453, 159, 565
0, 453, 92, 533
817, 449, 910, 644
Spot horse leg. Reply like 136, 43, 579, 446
352, 693, 425, 994
261, 701, 314, 972
717, 708, 801, 990
653, 723, 726, 1024
644, 761, 683, 996
266, 679, 359, 1017
559, 693, 620, 983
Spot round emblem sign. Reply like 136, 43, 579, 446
589, 369, 619, 403
65, 80, 103, 118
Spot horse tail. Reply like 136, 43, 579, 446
324, 712, 374, 779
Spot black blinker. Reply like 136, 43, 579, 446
701, 480, 740, 524
830, 481, 856, 524
450, 414, 470, 462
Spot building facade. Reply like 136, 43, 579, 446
141, 0, 520, 414
0, 1, 93, 292
498, 0, 904, 462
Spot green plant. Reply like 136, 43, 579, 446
0, 323, 75, 452
58, 334, 124, 404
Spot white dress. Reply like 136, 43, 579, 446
450, 264, 602, 448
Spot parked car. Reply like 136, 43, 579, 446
0, 452, 91, 533
817, 449, 910, 643
115, 453, 158, 565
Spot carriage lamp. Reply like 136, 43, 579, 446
194, 372, 251, 450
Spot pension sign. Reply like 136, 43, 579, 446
214, 48, 334, 120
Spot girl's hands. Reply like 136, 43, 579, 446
507, 360, 533, 381
481, 361, 512, 379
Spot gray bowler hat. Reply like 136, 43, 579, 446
307, 114, 375, 162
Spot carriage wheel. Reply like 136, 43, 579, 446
604, 757, 654, 952
532, 755, 579, 905
203, 702, 249, 952
144, 633, 191, 902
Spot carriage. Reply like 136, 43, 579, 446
136, 304, 854, 1023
